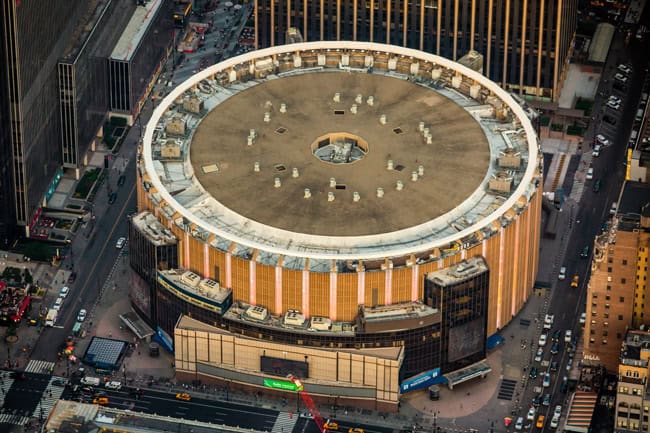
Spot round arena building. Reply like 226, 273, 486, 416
133, 41, 542, 407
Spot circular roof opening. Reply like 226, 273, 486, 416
311, 132, 368, 165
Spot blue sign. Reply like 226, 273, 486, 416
400, 367, 442, 393
155, 326, 174, 353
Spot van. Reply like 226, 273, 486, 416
81, 376, 101, 386
105, 381, 122, 390
610, 202, 618, 215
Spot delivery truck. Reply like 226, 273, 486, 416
45, 309, 58, 327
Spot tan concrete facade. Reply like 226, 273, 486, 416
584, 222, 650, 373
174, 316, 402, 410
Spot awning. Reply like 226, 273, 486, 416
443, 361, 492, 390
487, 333, 505, 349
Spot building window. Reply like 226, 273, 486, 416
603, 339, 607, 344
590, 329, 596, 335
590, 338, 595, 343
620, 297, 625, 302
634, 371, 640, 378
622, 278, 627, 284
623, 259, 628, 265
593, 293, 598, 298
606, 304, 610, 309
619, 315, 624, 320
608, 267, 613, 272
603, 331, 608, 337
604, 313, 609, 319
607, 285, 612, 291
608, 258, 613, 263
606, 295, 611, 301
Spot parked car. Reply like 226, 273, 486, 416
596, 134, 610, 146
608, 95, 622, 104
566, 358, 574, 371
53, 297, 64, 311
59, 286, 70, 298
610, 202, 618, 215
543, 373, 551, 388
554, 405, 562, 419
533, 394, 542, 407
586, 167, 594, 180
580, 313, 586, 325
592, 144, 602, 157
551, 342, 560, 355
552, 330, 561, 342
535, 348, 544, 362
558, 267, 567, 280
565, 330, 573, 343
593, 179, 601, 193
68, 272, 77, 283
617, 64, 632, 74
116, 237, 126, 249
615, 72, 628, 82
530, 366, 539, 379
527, 406, 536, 421
538, 334, 548, 347
550, 360, 559, 372
77, 309, 87, 322
606, 100, 620, 110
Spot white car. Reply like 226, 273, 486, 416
606, 100, 620, 110
596, 134, 610, 146
116, 237, 127, 249
77, 309, 87, 322
614, 73, 628, 83
105, 381, 122, 390
592, 144, 602, 157
617, 64, 632, 74
608, 95, 622, 104
558, 267, 566, 280
550, 416, 560, 428
535, 347, 544, 362
53, 297, 64, 311
527, 406, 537, 421
514, 416, 524, 430
580, 312, 586, 325
554, 405, 562, 418
565, 329, 573, 343
539, 334, 548, 347
543, 373, 551, 387
59, 286, 70, 298
586, 167, 594, 180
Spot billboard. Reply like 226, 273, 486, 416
260, 356, 309, 378
400, 367, 442, 393
448, 318, 485, 363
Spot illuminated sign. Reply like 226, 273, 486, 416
400, 367, 441, 393
263, 378, 302, 391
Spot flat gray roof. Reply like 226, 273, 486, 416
111, 0, 163, 61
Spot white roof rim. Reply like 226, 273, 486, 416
142, 41, 539, 261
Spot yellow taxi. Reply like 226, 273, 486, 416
324, 421, 339, 430
349, 429, 364, 433
93, 397, 109, 405
536, 415, 545, 428
570, 275, 579, 288
175, 392, 191, 401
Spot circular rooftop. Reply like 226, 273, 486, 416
142, 41, 540, 260
190, 73, 490, 236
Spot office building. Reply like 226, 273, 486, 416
132, 41, 540, 404
615, 329, 650, 432
109, 0, 175, 121
584, 186, 650, 373
58, 0, 137, 173
0, 0, 88, 238
254, 0, 578, 101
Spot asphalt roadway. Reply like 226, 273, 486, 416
519, 27, 649, 433
59, 384, 393, 433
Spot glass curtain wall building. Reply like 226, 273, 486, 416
0, 0, 87, 237
109, 0, 174, 119
58, 0, 136, 172
254, 0, 578, 100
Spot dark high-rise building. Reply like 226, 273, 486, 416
0, 0, 88, 238
59, 0, 137, 173
254, 0, 578, 101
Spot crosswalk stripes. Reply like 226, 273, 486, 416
271, 411, 298, 433
0, 413, 30, 425
24, 359, 56, 374
32, 377, 65, 420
